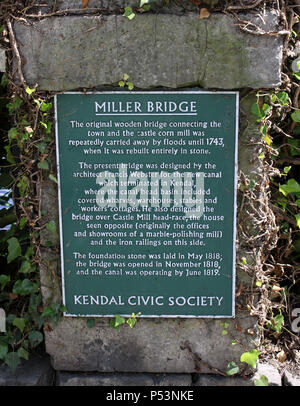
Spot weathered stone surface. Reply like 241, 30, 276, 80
0, 48, 5, 72
57, 371, 192, 386
13, 11, 282, 91
283, 369, 300, 386
0, 355, 54, 386
32, 0, 196, 13
45, 313, 256, 373
194, 374, 253, 386
39, 177, 61, 306
252, 362, 282, 386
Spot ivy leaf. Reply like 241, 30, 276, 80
110, 314, 125, 331
13, 279, 38, 296
7, 237, 21, 264
240, 349, 260, 368
5, 352, 21, 373
7, 97, 22, 114
123, 7, 135, 20
8, 128, 18, 140
262, 133, 272, 146
267, 311, 284, 333
126, 313, 137, 328
38, 160, 49, 170
1, 73, 8, 87
251, 103, 270, 121
17, 175, 29, 196
28, 331, 43, 348
251, 103, 262, 120
279, 179, 300, 196
278, 92, 289, 105
17, 347, 29, 360
5, 145, 15, 164
40, 102, 52, 112
296, 214, 300, 228
254, 375, 269, 386
127, 81, 134, 91
226, 361, 240, 376
13, 317, 26, 333
0, 343, 8, 360
49, 174, 58, 184
19, 260, 31, 274
291, 109, 300, 123
0, 274, 10, 289
25, 86, 36, 96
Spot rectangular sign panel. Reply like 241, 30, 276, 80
55, 91, 238, 317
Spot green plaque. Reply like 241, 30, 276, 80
55, 91, 238, 317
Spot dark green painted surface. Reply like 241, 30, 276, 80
55, 91, 238, 317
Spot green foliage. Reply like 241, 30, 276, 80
4, 352, 21, 373
49, 174, 58, 184
123, 6, 135, 20
110, 314, 126, 331
127, 313, 137, 328
279, 178, 300, 196
119, 73, 134, 91
220, 321, 229, 336
110, 313, 139, 331
7, 97, 22, 114
251, 102, 270, 122
13, 318, 26, 333
278, 179, 300, 228
41, 303, 67, 324
7, 237, 21, 264
240, 349, 260, 368
0, 274, 10, 289
226, 361, 239, 376
254, 375, 269, 386
267, 310, 284, 334
291, 109, 300, 123
0, 76, 66, 373
28, 331, 43, 348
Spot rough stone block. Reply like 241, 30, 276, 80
57, 372, 192, 386
0, 355, 54, 386
0, 48, 5, 72
13, 11, 282, 91
45, 313, 257, 373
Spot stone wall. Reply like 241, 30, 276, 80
7, 1, 283, 380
